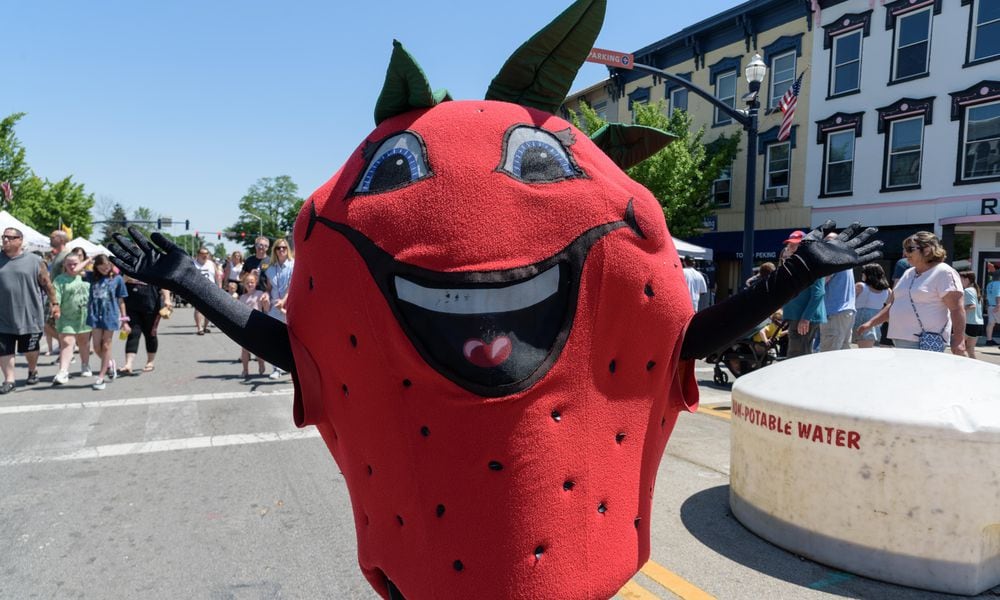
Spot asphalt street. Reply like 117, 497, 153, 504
2, 307, 999, 599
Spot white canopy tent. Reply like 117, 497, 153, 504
0, 210, 50, 253
673, 237, 713, 261
67, 237, 111, 257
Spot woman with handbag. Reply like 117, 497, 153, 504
858, 232, 965, 354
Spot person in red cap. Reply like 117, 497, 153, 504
780, 230, 826, 357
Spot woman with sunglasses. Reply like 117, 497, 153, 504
264, 239, 294, 379
858, 232, 965, 354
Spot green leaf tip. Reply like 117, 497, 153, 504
590, 123, 677, 170
486, 0, 606, 114
374, 40, 452, 126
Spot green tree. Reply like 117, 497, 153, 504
229, 176, 304, 251
212, 243, 227, 262
1, 113, 95, 237
100, 203, 130, 247
567, 101, 740, 239
131, 206, 157, 237
159, 232, 205, 257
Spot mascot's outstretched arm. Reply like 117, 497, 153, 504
108, 226, 295, 373
680, 220, 883, 360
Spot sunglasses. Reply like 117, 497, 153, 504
275, 246, 288, 250
1, 235, 21, 240
903, 245, 920, 253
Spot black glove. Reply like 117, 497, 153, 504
108, 226, 295, 373
681, 220, 883, 360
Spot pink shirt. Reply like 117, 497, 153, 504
887, 263, 962, 342
239, 290, 268, 312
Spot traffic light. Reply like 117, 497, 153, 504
194, 231, 199, 238
157, 218, 162, 229
217, 232, 221, 240
185, 219, 190, 231
240, 231, 246, 239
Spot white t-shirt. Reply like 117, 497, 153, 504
887, 263, 962, 342
855, 283, 890, 310
683, 267, 707, 310
194, 258, 218, 284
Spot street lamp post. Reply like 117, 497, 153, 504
245, 212, 264, 239
631, 53, 768, 284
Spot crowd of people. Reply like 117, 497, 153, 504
759, 229, 996, 361
0, 226, 296, 394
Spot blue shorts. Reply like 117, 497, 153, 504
853, 308, 880, 342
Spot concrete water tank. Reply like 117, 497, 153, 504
730, 349, 1000, 595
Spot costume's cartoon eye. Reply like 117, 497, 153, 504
354, 131, 430, 195
499, 126, 582, 183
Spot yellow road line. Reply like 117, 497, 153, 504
696, 404, 732, 420
618, 579, 661, 600
641, 560, 717, 600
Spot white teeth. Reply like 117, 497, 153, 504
394, 265, 559, 315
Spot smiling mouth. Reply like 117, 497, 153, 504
305, 200, 644, 397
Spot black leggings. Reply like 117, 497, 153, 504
125, 310, 160, 354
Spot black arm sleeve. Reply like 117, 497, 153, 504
681, 255, 813, 360
180, 275, 294, 373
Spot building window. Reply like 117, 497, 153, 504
961, 100, 1000, 180
764, 143, 791, 202
816, 111, 864, 198
715, 71, 736, 125
627, 87, 650, 123
968, 0, 1000, 63
886, 116, 924, 188
592, 100, 608, 122
669, 88, 688, 114
825, 130, 856, 195
892, 7, 933, 81
769, 51, 797, 109
831, 31, 862, 96
712, 166, 732, 207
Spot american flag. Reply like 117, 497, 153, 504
0, 181, 11, 202
777, 72, 804, 142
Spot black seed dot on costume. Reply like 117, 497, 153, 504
364, 514, 370, 526
402, 379, 412, 388
420, 426, 430, 437
609, 360, 616, 373
644, 283, 655, 297
551, 410, 561, 422
488, 461, 503, 471
436, 504, 445, 518
350, 334, 357, 348
563, 480, 575, 491
342, 384, 349, 396
646, 360, 656, 371
309, 276, 314, 290
453, 560, 464, 572
616, 432, 626, 444
634, 517, 642, 528
534, 545, 545, 560
397, 515, 404, 526
597, 503, 607, 514
367, 465, 373, 476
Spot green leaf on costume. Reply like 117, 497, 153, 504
374, 40, 451, 126
485, 0, 606, 114
590, 123, 676, 170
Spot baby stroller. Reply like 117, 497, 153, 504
705, 320, 786, 385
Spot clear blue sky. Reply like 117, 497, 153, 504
7, 0, 740, 243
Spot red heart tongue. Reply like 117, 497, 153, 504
463, 336, 513, 368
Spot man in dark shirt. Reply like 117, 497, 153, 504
242, 236, 271, 292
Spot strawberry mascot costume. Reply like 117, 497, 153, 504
109, 1, 882, 597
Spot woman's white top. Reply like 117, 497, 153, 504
227, 260, 243, 282
855, 283, 890, 310
887, 263, 962, 342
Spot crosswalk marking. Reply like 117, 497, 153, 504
696, 404, 732, 421
0, 429, 321, 466
0, 388, 293, 415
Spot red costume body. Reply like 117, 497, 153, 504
288, 100, 698, 599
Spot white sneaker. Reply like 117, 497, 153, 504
81, 366, 93, 378
268, 370, 283, 380
109, 360, 117, 381
53, 371, 69, 385
92, 377, 106, 390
